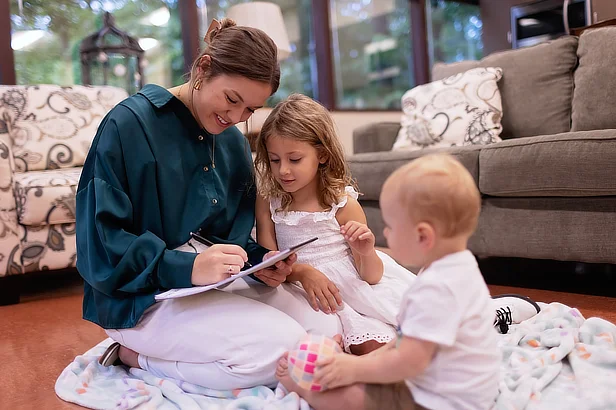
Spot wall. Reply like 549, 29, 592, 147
243, 109, 401, 155
480, 0, 535, 54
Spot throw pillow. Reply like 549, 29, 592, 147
392, 67, 503, 151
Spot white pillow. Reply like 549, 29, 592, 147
392, 67, 504, 151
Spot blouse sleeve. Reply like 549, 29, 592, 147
212, 139, 269, 267
76, 109, 195, 298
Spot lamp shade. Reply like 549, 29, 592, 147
227, 2, 292, 61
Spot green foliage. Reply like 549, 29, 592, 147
11, 0, 184, 88
429, 0, 483, 63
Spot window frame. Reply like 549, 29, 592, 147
0, 0, 480, 111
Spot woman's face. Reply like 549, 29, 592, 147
194, 74, 272, 134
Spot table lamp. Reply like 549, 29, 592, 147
226, 1, 292, 61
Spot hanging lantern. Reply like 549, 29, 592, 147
80, 12, 145, 94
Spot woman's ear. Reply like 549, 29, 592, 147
196, 55, 212, 77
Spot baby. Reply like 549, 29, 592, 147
276, 153, 501, 410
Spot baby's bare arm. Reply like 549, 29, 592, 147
354, 336, 436, 384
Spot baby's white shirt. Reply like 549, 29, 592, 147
398, 250, 500, 410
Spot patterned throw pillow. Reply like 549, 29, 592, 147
392, 67, 503, 151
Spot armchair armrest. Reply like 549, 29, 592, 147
352, 122, 401, 154
0, 135, 23, 276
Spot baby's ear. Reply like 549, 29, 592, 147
417, 222, 435, 249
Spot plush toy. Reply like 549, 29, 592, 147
287, 333, 342, 392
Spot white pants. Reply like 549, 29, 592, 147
106, 277, 342, 390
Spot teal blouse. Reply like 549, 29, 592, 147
76, 84, 267, 329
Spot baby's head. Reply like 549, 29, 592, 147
380, 154, 480, 268
255, 94, 354, 210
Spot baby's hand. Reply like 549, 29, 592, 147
315, 353, 360, 389
341, 221, 375, 255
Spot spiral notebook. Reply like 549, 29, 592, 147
155, 237, 318, 301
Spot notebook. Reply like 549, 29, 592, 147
155, 237, 318, 301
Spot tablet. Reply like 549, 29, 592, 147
155, 237, 318, 301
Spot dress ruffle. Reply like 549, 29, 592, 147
270, 186, 359, 226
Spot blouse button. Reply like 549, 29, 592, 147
203, 166, 209, 172
198, 135, 204, 141
212, 198, 218, 205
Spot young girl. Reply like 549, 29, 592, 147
254, 94, 415, 355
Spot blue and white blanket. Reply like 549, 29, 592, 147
56, 302, 616, 409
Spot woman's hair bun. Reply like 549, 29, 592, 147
206, 18, 237, 43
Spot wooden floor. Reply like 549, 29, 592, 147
0, 270, 615, 409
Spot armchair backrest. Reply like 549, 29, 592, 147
0, 84, 128, 172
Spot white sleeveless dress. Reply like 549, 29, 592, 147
271, 187, 415, 349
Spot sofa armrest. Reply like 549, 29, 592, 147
352, 122, 401, 154
0, 136, 23, 276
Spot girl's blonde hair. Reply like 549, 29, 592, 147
255, 94, 356, 211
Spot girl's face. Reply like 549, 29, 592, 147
265, 135, 323, 196
194, 74, 271, 134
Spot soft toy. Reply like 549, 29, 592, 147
287, 333, 342, 391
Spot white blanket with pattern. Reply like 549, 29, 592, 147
56, 302, 616, 409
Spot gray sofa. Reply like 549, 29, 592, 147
348, 28, 616, 265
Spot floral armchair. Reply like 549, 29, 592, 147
0, 84, 128, 304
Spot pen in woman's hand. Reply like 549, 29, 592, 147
189, 232, 252, 268
190, 231, 216, 247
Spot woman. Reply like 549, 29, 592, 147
76, 19, 340, 390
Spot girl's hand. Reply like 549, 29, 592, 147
296, 266, 342, 314
341, 221, 376, 255
191, 244, 248, 285
254, 251, 297, 287
315, 353, 360, 389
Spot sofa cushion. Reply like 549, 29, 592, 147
0, 85, 128, 172
353, 122, 400, 154
393, 67, 503, 151
348, 145, 482, 201
478, 130, 616, 197
572, 27, 616, 132
14, 167, 81, 226
471, 197, 616, 264
432, 36, 578, 140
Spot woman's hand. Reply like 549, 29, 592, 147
295, 265, 342, 314
341, 221, 376, 255
253, 251, 297, 287
191, 244, 248, 286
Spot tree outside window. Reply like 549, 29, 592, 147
10, 0, 184, 88
428, 0, 483, 66
329, 0, 414, 110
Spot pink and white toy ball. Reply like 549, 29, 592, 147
287, 333, 342, 392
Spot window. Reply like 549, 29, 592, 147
427, 0, 483, 66
329, 0, 414, 110
10, 0, 184, 87
4, 0, 484, 110
201, 0, 316, 106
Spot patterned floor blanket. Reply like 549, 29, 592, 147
56, 302, 616, 409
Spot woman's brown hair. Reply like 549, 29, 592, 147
255, 94, 356, 211
190, 18, 280, 94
